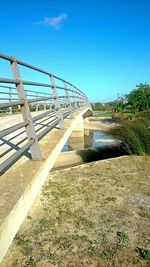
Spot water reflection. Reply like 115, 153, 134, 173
62, 130, 115, 152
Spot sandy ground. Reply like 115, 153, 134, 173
84, 117, 117, 131
1, 155, 150, 267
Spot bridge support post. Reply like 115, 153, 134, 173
68, 116, 84, 150
10, 58, 42, 160
50, 74, 64, 129
84, 128, 93, 148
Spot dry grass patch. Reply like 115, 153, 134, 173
1, 156, 150, 267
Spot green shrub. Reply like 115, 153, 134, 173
112, 112, 135, 121
108, 116, 150, 155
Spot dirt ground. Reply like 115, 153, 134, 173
1, 156, 150, 267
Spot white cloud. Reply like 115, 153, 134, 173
35, 14, 68, 30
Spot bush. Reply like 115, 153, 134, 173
108, 116, 150, 155
112, 112, 135, 121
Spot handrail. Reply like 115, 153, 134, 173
32, 108, 58, 122
0, 140, 34, 176
0, 82, 86, 99
0, 52, 86, 97
0, 52, 90, 176
0, 100, 24, 108
0, 121, 29, 139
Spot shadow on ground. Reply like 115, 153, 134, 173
76, 144, 127, 163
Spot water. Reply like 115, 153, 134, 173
62, 130, 116, 152
87, 131, 116, 148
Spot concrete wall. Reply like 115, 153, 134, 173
68, 116, 84, 150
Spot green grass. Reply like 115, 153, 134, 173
14, 234, 33, 256
100, 231, 128, 260
93, 111, 113, 117
104, 196, 117, 203
91, 110, 135, 120
108, 115, 150, 155
0, 112, 9, 117
136, 247, 150, 261
85, 245, 99, 257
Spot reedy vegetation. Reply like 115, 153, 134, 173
108, 113, 150, 155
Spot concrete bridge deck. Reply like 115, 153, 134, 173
0, 107, 92, 262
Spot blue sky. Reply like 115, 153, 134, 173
0, 0, 150, 102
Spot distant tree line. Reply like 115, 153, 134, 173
91, 83, 150, 113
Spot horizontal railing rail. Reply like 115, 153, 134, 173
0, 52, 90, 176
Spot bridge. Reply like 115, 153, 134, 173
0, 53, 92, 262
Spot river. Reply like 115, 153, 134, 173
62, 129, 116, 152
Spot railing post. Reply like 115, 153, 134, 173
44, 102, 46, 111
36, 92, 38, 112
64, 81, 72, 114
9, 87, 12, 115
86, 96, 90, 107
50, 74, 64, 129
76, 92, 80, 108
72, 86, 78, 110
10, 58, 42, 160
